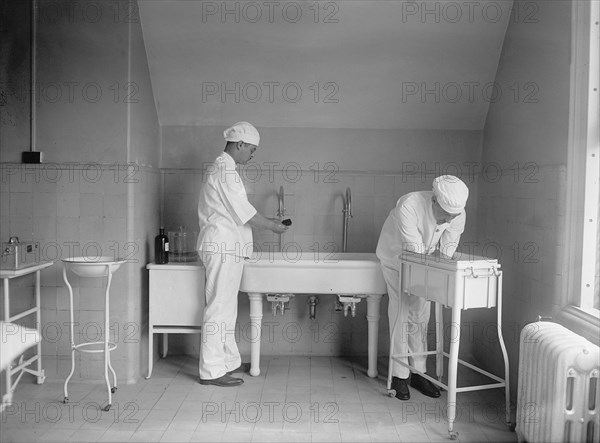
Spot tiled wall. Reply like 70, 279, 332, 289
474, 0, 573, 401
161, 166, 480, 359
471, 164, 567, 375
0, 163, 160, 383
124, 166, 161, 382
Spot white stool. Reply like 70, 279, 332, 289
387, 252, 511, 440
62, 257, 125, 412
1, 261, 53, 412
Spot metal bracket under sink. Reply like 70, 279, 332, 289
266, 293, 294, 316
336, 295, 362, 317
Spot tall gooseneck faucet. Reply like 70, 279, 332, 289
342, 187, 352, 252
277, 186, 285, 252
278, 186, 285, 219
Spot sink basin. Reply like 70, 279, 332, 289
240, 252, 386, 294
62, 256, 126, 278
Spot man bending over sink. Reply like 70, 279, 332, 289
196, 122, 289, 387
376, 175, 469, 400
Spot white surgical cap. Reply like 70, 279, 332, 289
223, 122, 260, 146
432, 175, 469, 214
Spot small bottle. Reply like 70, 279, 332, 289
155, 227, 169, 264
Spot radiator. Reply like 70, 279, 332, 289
516, 321, 600, 443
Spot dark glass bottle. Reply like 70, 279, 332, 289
155, 228, 169, 264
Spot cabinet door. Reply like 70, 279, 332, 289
149, 268, 205, 326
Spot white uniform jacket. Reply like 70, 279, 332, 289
376, 190, 465, 264
197, 152, 258, 257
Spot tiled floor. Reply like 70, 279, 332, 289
1, 356, 517, 442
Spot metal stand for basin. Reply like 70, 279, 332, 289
62, 259, 124, 411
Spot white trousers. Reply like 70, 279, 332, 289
381, 260, 430, 379
199, 251, 244, 380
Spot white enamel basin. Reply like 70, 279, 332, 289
62, 256, 126, 278
240, 252, 386, 294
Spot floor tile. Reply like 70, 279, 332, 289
4, 356, 517, 443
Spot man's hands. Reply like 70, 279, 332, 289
247, 213, 291, 234
270, 218, 289, 234
431, 249, 453, 260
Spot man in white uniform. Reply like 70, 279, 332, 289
197, 122, 288, 387
376, 175, 469, 400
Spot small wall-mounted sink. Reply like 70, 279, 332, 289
62, 257, 126, 278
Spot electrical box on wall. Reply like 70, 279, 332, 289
22, 151, 43, 163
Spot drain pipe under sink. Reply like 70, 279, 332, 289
308, 296, 319, 319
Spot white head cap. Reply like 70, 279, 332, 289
223, 122, 260, 146
432, 175, 469, 214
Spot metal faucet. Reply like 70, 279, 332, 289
342, 187, 352, 252
277, 186, 285, 218
277, 186, 286, 252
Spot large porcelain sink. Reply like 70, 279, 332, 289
240, 252, 386, 294
240, 251, 387, 378
62, 256, 125, 278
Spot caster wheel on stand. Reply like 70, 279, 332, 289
111, 387, 117, 394
63, 397, 68, 404
103, 404, 111, 412
449, 431, 459, 440
387, 389, 396, 398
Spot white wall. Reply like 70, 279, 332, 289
475, 0, 572, 400
0, 0, 161, 383
160, 126, 483, 359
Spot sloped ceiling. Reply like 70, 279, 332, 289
138, 0, 512, 130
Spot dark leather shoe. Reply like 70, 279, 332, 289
410, 373, 441, 398
227, 362, 250, 375
198, 374, 244, 387
391, 376, 410, 401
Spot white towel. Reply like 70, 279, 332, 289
0, 321, 40, 371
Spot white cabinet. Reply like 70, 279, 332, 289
146, 262, 205, 378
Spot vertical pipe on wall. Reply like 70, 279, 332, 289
30, 0, 37, 152
125, 1, 138, 384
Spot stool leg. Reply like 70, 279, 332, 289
107, 351, 117, 391
447, 306, 461, 438
34, 270, 45, 384
435, 302, 444, 381
62, 267, 75, 403
387, 335, 393, 392
103, 271, 113, 411
106, 273, 117, 389
496, 272, 511, 425
3, 278, 13, 408
386, 296, 397, 393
